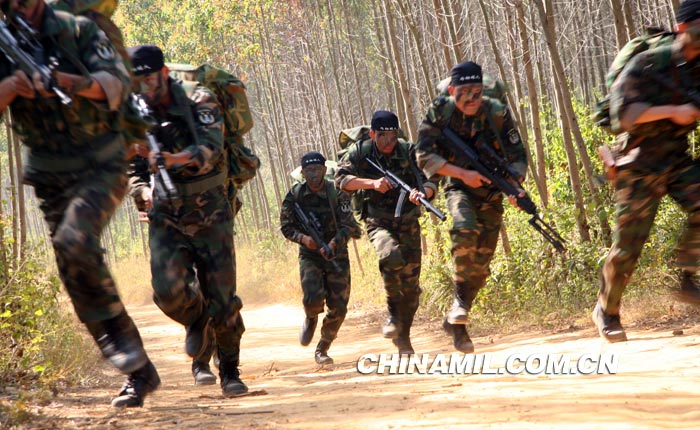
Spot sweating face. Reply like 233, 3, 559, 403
302, 164, 327, 190
372, 130, 399, 155
137, 70, 168, 106
450, 83, 483, 116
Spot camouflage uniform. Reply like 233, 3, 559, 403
335, 139, 436, 343
128, 78, 245, 361
416, 96, 527, 317
280, 180, 358, 343
600, 43, 700, 315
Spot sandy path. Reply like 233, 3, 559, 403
22, 303, 700, 430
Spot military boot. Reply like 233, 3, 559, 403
443, 318, 474, 353
392, 336, 414, 355
192, 360, 217, 385
111, 360, 160, 408
219, 352, 248, 397
314, 339, 334, 365
591, 302, 627, 343
299, 316, 318, 346
446, 297, 469, 325
676, 272, 700, 305
84, 311, 148, 374
382, 298, 400, 339
185, 312, 211, 358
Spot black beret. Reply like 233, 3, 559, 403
127, 44, 165, 76
677, 0, 700, 23
370, 110, 399, 131
301, 151, 326, 168
450, 61, 483, 86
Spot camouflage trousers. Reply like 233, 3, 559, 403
366, 215, 422, 336
446, 189, 503, 311
299, 250, 351, 342
149, 205, 244, 357
600, 156, 700, 315
27, 160, 128, 322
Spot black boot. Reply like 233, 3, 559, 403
84, 312, 148, 374
299, 316, 318, 346
676, 272, 700, 305
382, 298, 400, 339
192, 360, 217, 385
443, 318, 474, 353
591, 302, 627, 343
219, 352, 248, 397
111, 360, 160, 408
314, 339, 334, 365
392, 336, 414, 355
185, 312, 211, 358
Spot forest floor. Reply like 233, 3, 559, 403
13, 302, 700, 430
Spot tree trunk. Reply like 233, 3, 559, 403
609, 0, 630, 50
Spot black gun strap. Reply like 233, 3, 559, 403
293, 181, 339, 236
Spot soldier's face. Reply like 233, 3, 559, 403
302, 164, 327, 191
679, 19, 700, 56
3, 0, 41, 20
371, 130, 399, 155
138, 69, 168, 106
450, 83, 483, 116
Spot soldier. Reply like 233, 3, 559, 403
415, 61, 527, 353
594, 0, 700, 342
0, 0, 158, 407
336, 110, 437, 355
280, 151, 358, 365
127, 44, 247, 396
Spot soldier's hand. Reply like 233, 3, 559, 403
508, 191, 526, 210
460, 169, 491, 188
372, 177, 393, 193
671, 103, 700, 125
11, 70, 36, 99
141, 187, 153, 211
137, 211, 150, 223
31, 72, 53, 98
408, 188, 426, 205
301, 235, 318, 250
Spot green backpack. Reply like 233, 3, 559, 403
593, 28, 675, 134
167, 63, 260, 196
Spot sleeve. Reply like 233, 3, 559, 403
173, 86, 225, 176
334, 143, 361, 192
495, 105, 528, 179
127, 155, 150, 211
409, 144, 437, 199
280, 188, 306, 245
415, 99, 450, 178
333, 190, 360, 246
76, 16, 130, 111
609, 52, 653, 132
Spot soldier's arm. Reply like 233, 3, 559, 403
280, 189, 306, 245
169, 87, 225, 176
408, 143, 437, 199
415, 101, 450, 179
333, 190, 359, 246
127, 155, 151, 211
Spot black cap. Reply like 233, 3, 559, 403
450, 61, 483, 86
370, 110, 399, 131
128, 44, 165, 76
677, 0, 700, 23
301, 151, 326, 168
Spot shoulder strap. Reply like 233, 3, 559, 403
326, 181, 338, 233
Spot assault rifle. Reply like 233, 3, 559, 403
132, 94, 180, 204
293, 202, 342, 272
0, 16, 72, 105
364, 157, 447, 221
442, 127, 566, 252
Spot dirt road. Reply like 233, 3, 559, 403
24, 303, 700, 430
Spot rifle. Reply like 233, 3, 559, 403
0, 17, 72, 105
131, 94, 180, 204
364, 157, 447, 221
293, 202, 342, 272
442, 127, 566, 252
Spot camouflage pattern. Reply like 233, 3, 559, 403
335, 140, 436, 335
280, 181, 358, 341
599, 41, 700, 315
415, 95, 527, 313
604, 30, 674, 90
49, 0, 119, 17
0, 7, 131, 323
128, 79, 245, 357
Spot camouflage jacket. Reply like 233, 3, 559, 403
610, 42, 700, 159
128, 78, 227, 226
280, 180, 358, 256
415, 95, 527, 197
0, 7, 130, 165
335, 139, 437, 221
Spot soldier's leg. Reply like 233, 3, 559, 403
367, 223, 405, 339
668, 158, 700, 303
596, 167, 660, 342
299, 256, 325, 346
316, 255, 351, 364
192, 268, 217, 385
393, 219, 422, 354
33, 167, 159, 406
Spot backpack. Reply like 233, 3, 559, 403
167, 63, 260, 196
593, 28, 675, 134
